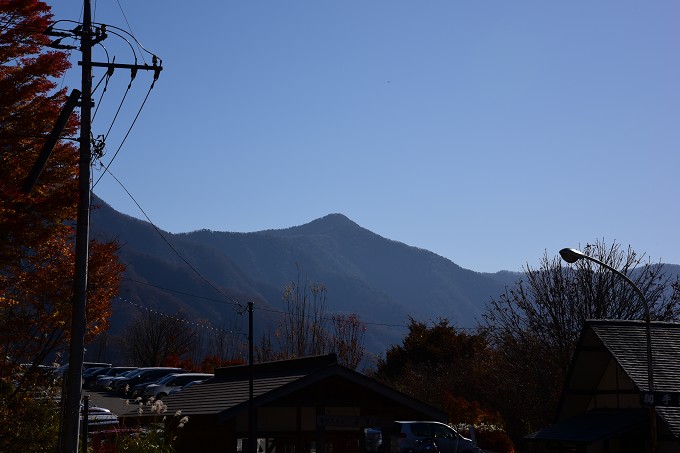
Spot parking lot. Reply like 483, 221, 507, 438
84, 390, 131, 417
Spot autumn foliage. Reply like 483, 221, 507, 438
371, 318, 514, 451
0, 0, 124, 394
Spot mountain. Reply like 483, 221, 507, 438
88, 197, 519, 363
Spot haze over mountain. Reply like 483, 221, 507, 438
88, 196, 679, 364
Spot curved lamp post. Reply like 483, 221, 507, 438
559, 247, 656, 451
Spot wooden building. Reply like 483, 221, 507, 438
527, 320, 680, 453
155, 353, 446, 453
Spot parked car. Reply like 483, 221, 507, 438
83, 367, 106, 377
167, 378, 206, 397
83, 366, 137, 390
143, 373, 213, 401
365, 428, 383, 452
81, 404, 118, 430
113, 367, 184, 395
82, 367, 116, 389
54, 362, 111, 377
390, 421, 477, 453
96, 368, 139, 391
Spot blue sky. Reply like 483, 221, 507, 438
49, 1, 679, 273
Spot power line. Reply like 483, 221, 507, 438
113, 0, 147, 65
122, 277, 238, 305
253, 305, 409, 330
115, 296, 245, 336
124, 276, 412, 329
101, 176, 479, 333
96, 169, 243, 309
91, 78, 155, 188
102, 176, 411, 330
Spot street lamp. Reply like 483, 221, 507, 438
559, 247, 656, 451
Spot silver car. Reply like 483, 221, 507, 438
142, 373, 213, 401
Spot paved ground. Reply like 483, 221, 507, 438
83, 390, 132, 417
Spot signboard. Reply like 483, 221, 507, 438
641, 391, 680, 407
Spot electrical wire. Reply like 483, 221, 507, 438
97, 177, 482, 337
97, 22, 160, 65
113, 0, 147, 65
122, 277, 238, 305
96, 169, 243, 309
102, 27, 139, 65
253, 305, 410, 329
123, 278, 413, 329
29, 9, 475, 339
91, 69, 112, 121
100, 174, 420, 331
115, 296, 244, 335
91, 78, 154, 189
100, 69, 132, 141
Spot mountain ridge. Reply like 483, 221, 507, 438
90, 196, 679, 364
90, 196, 522, 360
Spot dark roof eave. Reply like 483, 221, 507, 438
217, 364, 446, 423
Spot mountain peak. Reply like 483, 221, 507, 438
309, 213, 358, 228
271, 213, 361, 237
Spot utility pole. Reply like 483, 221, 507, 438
248, 301, 256, 453
56, 1, 162, 450
59, 0, 93, 448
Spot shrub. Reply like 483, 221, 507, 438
454, 423, 515, 453
0, 377, 60, 452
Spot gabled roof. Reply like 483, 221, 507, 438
588, 320, 680, 392
544, 320, 680, 443
154, 353, 446, 423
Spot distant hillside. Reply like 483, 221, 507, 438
97, 197, 680, 364
181, 213, 518, 330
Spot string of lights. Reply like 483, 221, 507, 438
115, 296, 242, 335
103, 171, 480, 335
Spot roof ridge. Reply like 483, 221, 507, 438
213, 353, 338, 379
586, 319, 680, 327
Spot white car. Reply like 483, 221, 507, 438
390, 421, 478, 453
81, 405, 118, 429
142, 373, 213, 401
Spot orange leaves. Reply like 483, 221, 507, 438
1, 0, 77, 272
2, 223, 124, 366
86, 240, 125, 338
1, 0, 122, 380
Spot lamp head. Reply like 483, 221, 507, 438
559, 248, 585, 264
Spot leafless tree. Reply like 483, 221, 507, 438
121, 309, 199, 366
277, 265, 330, 358
330, 314, 366, 370
271, 265, 366, 369
483, 240, 679, 439
206, 318, 246, 363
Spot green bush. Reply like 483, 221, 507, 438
0, 378, 60, 452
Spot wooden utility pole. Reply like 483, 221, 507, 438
248, 302, 256, 453
59, 0, 93, 449
57, 1, 161, 450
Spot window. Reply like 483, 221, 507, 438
410, 423, 432, 437
431, 424, 456, 439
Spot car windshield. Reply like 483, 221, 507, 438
181, 380, 202, 389
106, 367, 131, 376
155, 374, 179, 384
123, 369, 142, 377
83, 367, 104, 377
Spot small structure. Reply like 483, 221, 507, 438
527, 320, 680, 452
159, 353, 446, 453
